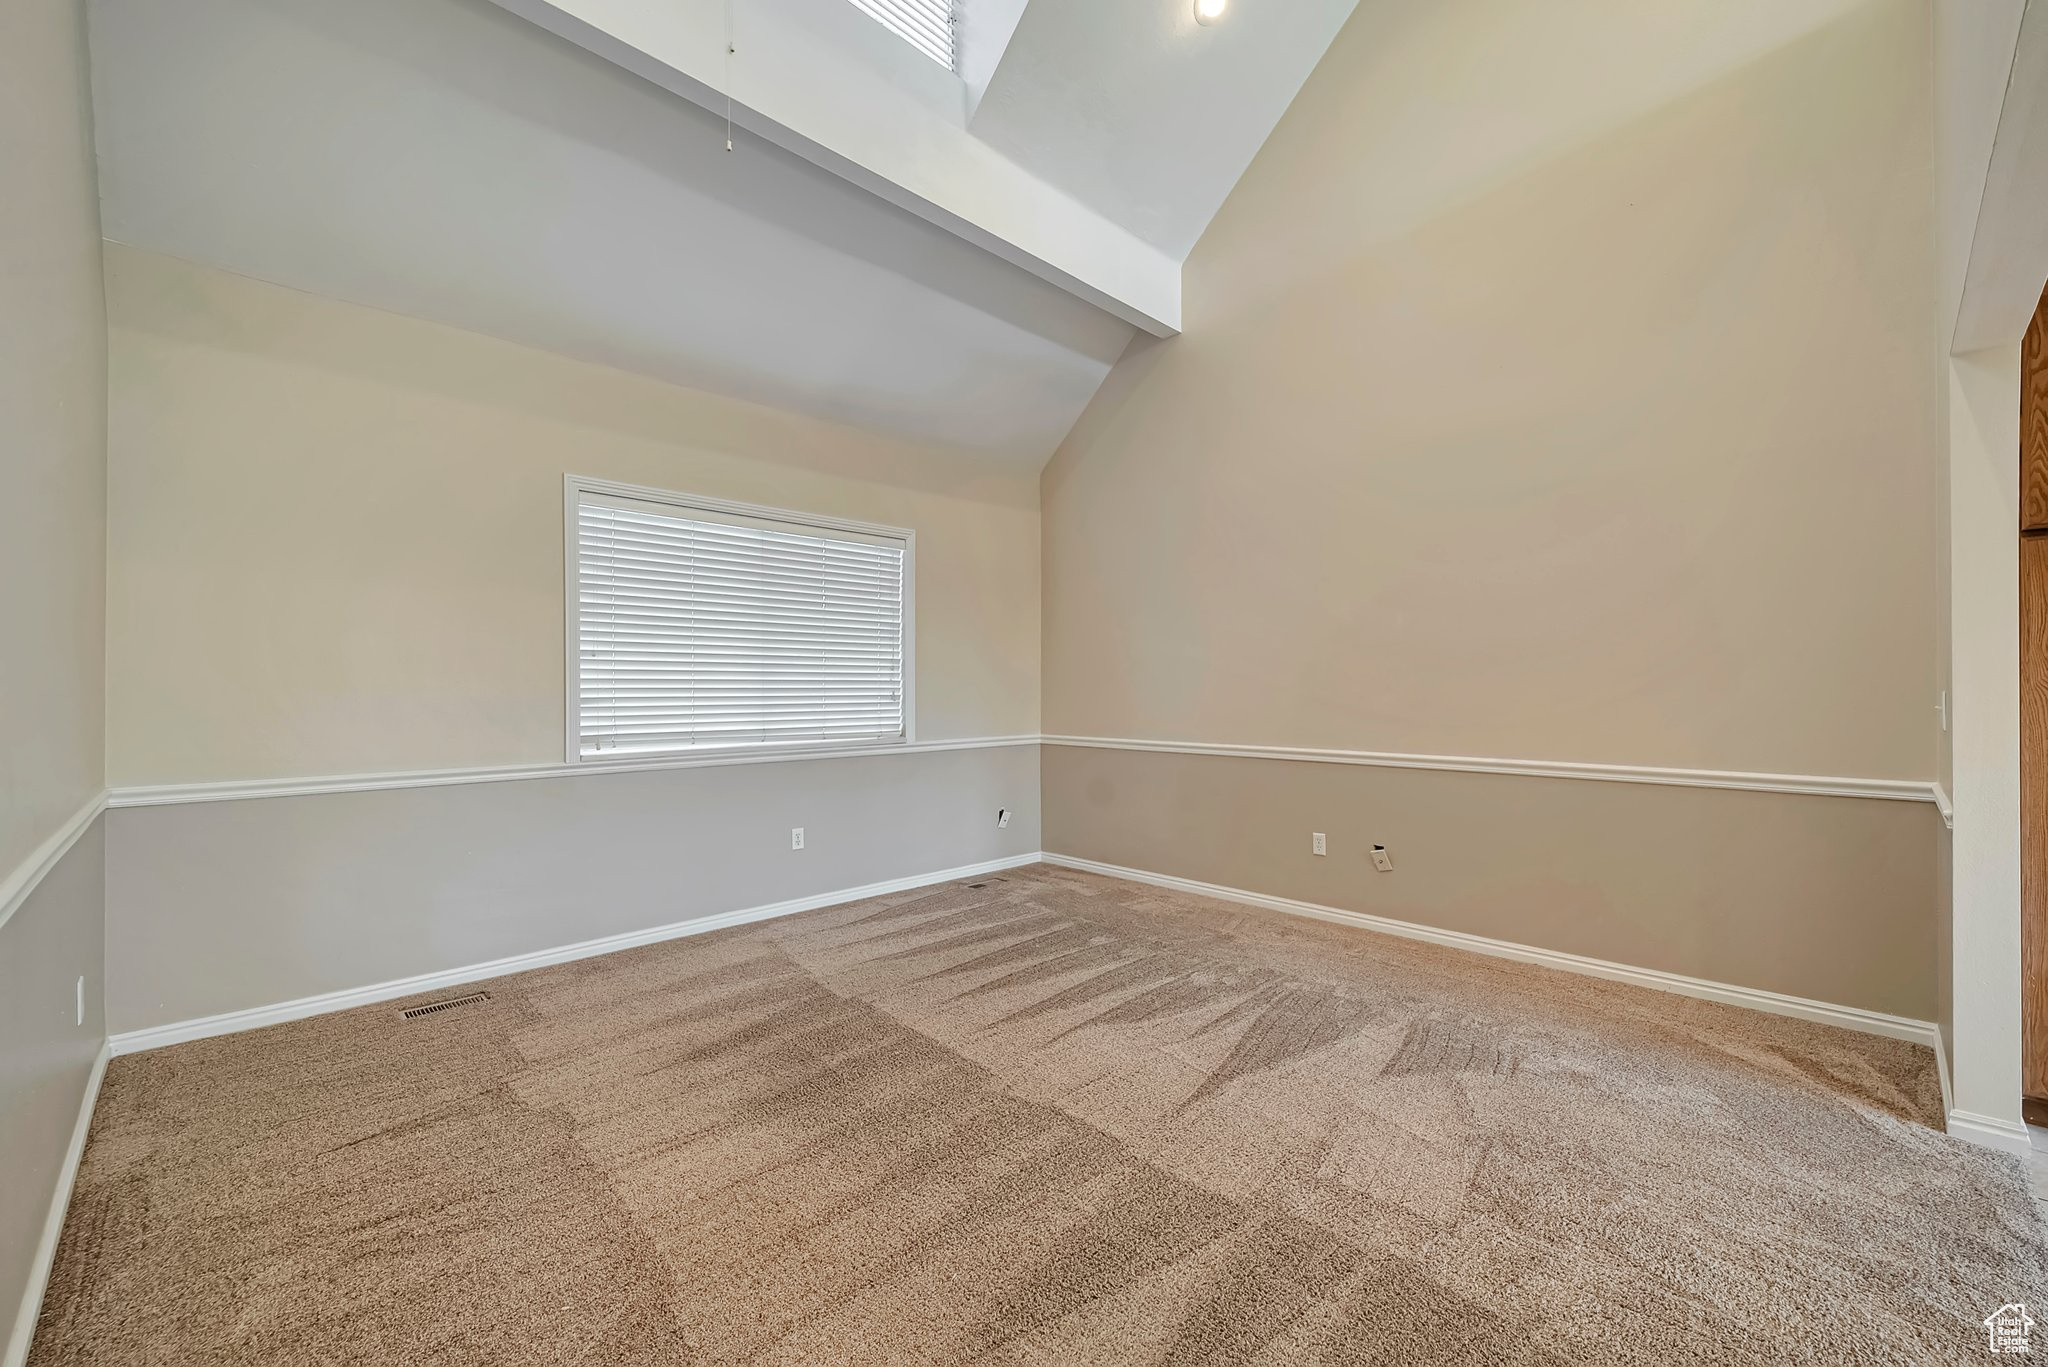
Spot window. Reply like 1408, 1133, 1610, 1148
568, 478, 911, 760
846, 0, 955, 70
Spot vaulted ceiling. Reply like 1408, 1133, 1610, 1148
88, 0, 1358, 469
970, 0, 1356, 257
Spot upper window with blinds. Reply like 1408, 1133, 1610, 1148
847, 0, 955, 70
569, 479, 911, 760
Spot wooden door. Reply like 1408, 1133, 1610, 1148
2023, 281, 2048, 1115
2026, 284, 2048, 533
2024, 537, 2048, 1109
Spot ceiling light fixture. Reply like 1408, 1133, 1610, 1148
1194, 0, 1227, 25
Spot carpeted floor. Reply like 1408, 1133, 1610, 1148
29, 864, 2048, 1364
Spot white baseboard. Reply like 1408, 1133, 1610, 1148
103, 850, 2003, 1160
1935, 1026, 1954, 1120
108, 854, 1043, 1056
1947, 1109, 2033, 1158
1042, 853, 1942, 1050
4, 1042, 110, 1367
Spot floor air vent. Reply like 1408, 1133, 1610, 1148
963, 876, 1009, 889
400, 991, 491, 1020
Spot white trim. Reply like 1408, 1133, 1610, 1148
108, 853, 1043, 1055
1933, 781, 1955, 828
564, 474, 916, 764
563, 471, 579, 765
1936, 1026, 1955, 1120
0, 793, 106, 937
101, 736, 1953, 811
107, 735, 1036, 808
1041, 853, 1942, 1048
1947, 1109, 2033, 1158
904, 525, 917, 746
563, 476, 922, 544
1043, 735, 1938, 804
4, 1042, 110, 1367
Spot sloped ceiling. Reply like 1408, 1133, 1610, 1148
483, 0, 1189, 334
89, 0, 1363, 468
87, 0, 1136, 470
971, 0, 1358, 257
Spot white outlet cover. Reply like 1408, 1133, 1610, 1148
1311, 832, 1326, 856
791, 827, 805, 850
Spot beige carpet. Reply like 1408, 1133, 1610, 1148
29, 864, 2046, 1364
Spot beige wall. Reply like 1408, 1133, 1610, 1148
1038, 0, 1945, 1020
108, 748, 1037, 1035
2, 818, 106, 1364
1044, 0, 1939, 781
1045, 747, 1936, 1019
106, 247, 1041, 787
2, 0, 108, 1358
2, 4, 107, 870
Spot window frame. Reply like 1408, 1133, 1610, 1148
563, 474, 916, 765
845, 0, 957, 71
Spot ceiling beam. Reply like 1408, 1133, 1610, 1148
484, 0, 1182, 336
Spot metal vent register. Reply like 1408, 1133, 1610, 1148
399, 991, 491, 1020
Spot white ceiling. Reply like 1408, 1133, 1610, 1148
971, 0, 1358, 257
88, 0, 1364, 467
484, 0, 1189, 334
87, 0, 1137, 470
484, 0, 1362, 328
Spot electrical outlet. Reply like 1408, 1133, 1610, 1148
75, 975, 84, 1026
1371, 845, 1394, 872
1938, 690, 1949, 732
998, 808, 1010, 828
1312, 832, 1327, 857
791, 827, 805, 851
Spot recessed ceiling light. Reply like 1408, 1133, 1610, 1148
1194, 0, 1227, 25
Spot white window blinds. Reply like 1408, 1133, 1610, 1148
573, 484, 909, 758
846, 0, 955, 69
